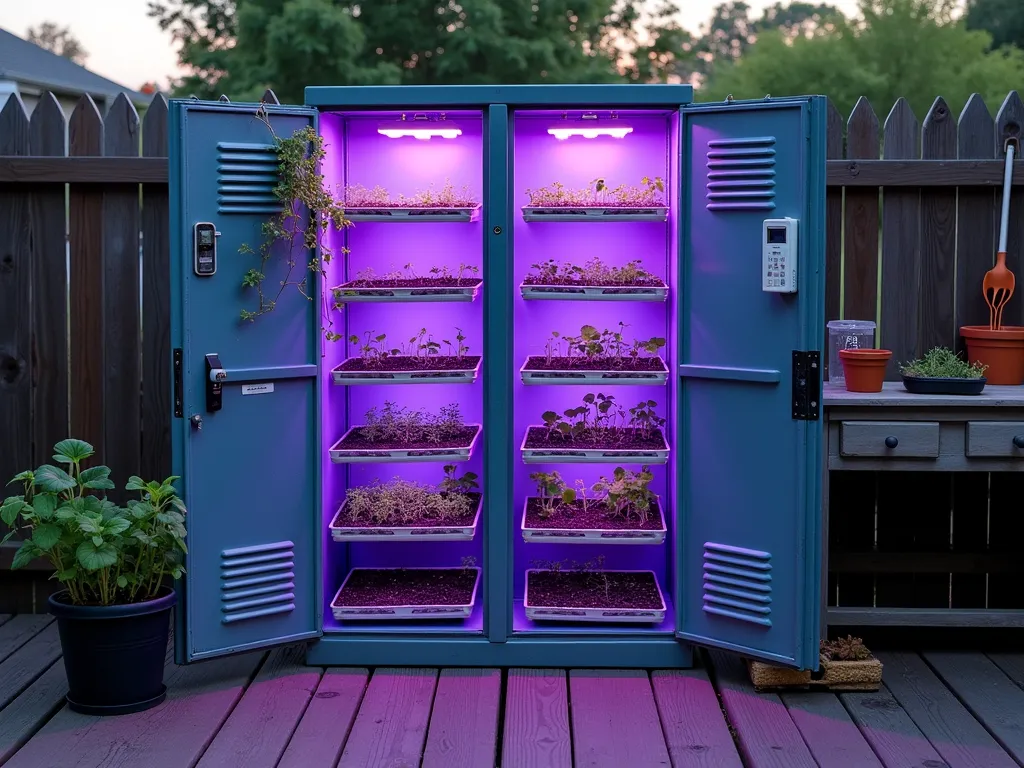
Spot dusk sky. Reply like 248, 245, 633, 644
0, 0, 862, 90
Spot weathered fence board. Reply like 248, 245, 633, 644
843, 97, 880, 325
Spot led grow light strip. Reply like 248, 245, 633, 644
378, 118, 461, 140
548, 124, 633, 140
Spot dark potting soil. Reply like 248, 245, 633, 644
523, 355, 665, 372
522, 276, 665, 287
527, 571, 663, 610
524, 426, 666, 451
341, 277, 482, 289
338, 355, 481, 372
524, 498, 663, 531
335, 568, 479, 607
339, 425, 479, 451
335, 493, 481, 529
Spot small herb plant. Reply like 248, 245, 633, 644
529, 466, 656, 523
1, 439, 187, 606
540, 323, 666, 368
820, 635, 873, 662
344, 263, 480, 287
342, 465, 480, 526
348, 327, 471, 368
361, 401, 468, 444
239, 111, 351, 342
524, 257, 662, 287
345, 179, 477, 209
540, 393, 666, 444
900, 347, 987, 379
525, 177, 665, 208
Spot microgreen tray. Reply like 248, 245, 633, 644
523, 569, 667, 623
520, 283, 668, 301
345, 205, 481, 222
333, 281, 482, 303
332, 357, 481, 386
520, 498, 666, 545
522, 205, 668, 223
520, 357, 668, 386
329, 424, 481, 463
519, 428, 669, 464
330, 495, 482, 542
331, 567, 481, 621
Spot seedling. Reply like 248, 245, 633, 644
524, 257, 661, 288
345, 328, 473, 369
345, 179, 477, 208
541, 324, 666, 368
525, 177, 665, 208
344, 469, 479, 526
362, 401, 466, 444
538, 393, 664, 445
529, 471, 577, 518
592, 466, 656, 523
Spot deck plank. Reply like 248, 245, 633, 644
0, 660, 66, 765
987, 653, 1024, 688
924, 651, 1024, 763
1, 651, 263, 768
0, 617, 11, 628
502, 668, 572, 768
877, 651, 1018, 768
0, 623, 61, 710
651, 668, 743, 768
840, 687, 947, 768
707, 651, 816, 768
195, 645, 320, 768
569, 669, 670, 768
277, 667, 368, 768
781, 692, 883, 767
422, 668, 501, 768
337, 667, 437, 768
0, 615, 53, 666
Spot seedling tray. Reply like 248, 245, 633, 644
331, 567, 481, 621
520, 357, 668, 386
333, 280, 482, 303
522, 205, 668, 223
521, 498, 666, 545
520, 428, 669, 464
523, 569, 666, 623
329, 424, 481, 463
345, 205, 481, 222
330, 495, 482, 542
332, 357, 481, 385
901, 375, 986, 396
520, 283, 668, 301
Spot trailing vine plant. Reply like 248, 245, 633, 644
238, 104, 351, 342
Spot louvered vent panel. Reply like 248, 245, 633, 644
702, 541, 772, 627
217, 142, 281, 214
220, 540, 295, 624
706, 136, 777, 211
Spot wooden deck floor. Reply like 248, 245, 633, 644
1, 615, 1023, 767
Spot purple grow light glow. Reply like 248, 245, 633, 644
548, 121, 633, 140
378, 118, 461, 140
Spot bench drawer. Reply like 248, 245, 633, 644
966, 422, 1024, 458
840, 421, 940, 458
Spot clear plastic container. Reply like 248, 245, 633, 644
827, 320, 876, 384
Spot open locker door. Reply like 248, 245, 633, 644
170, 100, 322, 662
676, 97, 825, 670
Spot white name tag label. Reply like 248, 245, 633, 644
242, 383, 274, 396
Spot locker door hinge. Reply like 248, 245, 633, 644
173, 348, 183, 418
792, 350, 820, 420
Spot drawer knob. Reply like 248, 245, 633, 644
884, 436, 899, 449
1014, 436, 1024, 449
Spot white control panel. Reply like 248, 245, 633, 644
762, 217, 798, 293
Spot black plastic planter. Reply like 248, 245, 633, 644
48, 588, 175, 716
901, 375, 987, 396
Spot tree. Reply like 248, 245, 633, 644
965, 0, 1024, 52
700, 0, 1024, 119
149, 0, 684, 101
26, 22, 88, 65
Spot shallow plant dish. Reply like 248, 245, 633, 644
332, 356, 481, 385
329, 424, 481, 463
522, 205, 668, 223
330, 494, 482, 542
520, 427, 669, 464
901, 375, 987, 396
333, 279, 482, 303
345, 205, 481, 222
899, 347, 988, 395
520, 282, 668, 301
331, 567, 481, 621
521, 497, 666, 544
520, 356, 668, 386
523, 569, 666, 623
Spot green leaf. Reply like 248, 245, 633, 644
52, 439, 94, 464
57, 567, 78, 581
132, 530, 153, 545
76, 540, 118, 571
125, 476, 147, 492
76, 518, 102, 534
91, 535, 104, 548
117, 575, 128, 589
55, 504, 77, 520
79, 466, 115, 490
32, 523, 61, 551
104, 518, 131, 536
10, 470, 33, 485
34, 465, 76, 493
31, 494, 58, 522
11, 541, 41, 570
1, 496, 26, 526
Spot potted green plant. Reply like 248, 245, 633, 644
1, 439, 186, 715
899, 347, 988, 395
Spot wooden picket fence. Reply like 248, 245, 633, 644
0, 87, 1023, 613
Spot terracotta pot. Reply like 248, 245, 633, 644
839, 349, 891, 392
960, 326, 1024, 385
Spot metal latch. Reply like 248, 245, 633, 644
792, 350, 821, 420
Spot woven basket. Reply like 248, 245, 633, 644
747, 657, 882, 692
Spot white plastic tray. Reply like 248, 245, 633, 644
330, 424, 481, 463
520, 498, 666, 545
522, 206, 668, 223
520, 283, 668, 301
523, 569, 666, 623
346, 205, 481, 222
520, 357, 668, 386
520, 427, 669, 464
331, 567, 481, 621
330, 495, 482, 542
332, 357, 481, 385
333, 281, 482, 303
